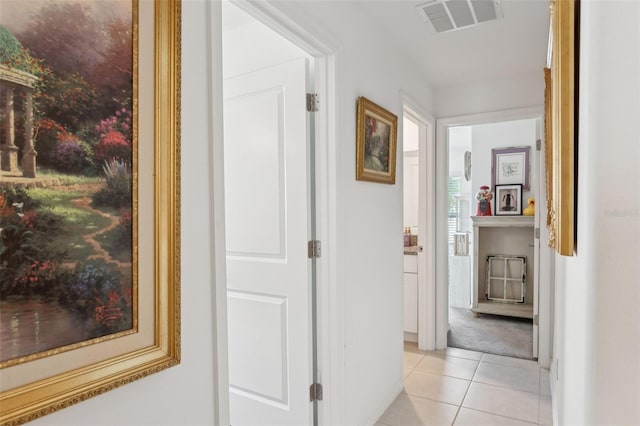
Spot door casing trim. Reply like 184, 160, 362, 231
434, 106, 552, 367
401, 93, 437, 351
210, 1, 343, 424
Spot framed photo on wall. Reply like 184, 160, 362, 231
355, 96, 398, 184
492, 146, 531, 190
495, 184, 523, 216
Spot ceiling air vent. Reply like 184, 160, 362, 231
416, 0, 503, 33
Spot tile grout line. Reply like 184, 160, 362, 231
460, 406, 539, 425
463, 381, 541, 424
403, 350, 424, 376
401, 391, 462, 409
477, 357, 540, 370
398, 348, 545, 425
465, 353, 541, 425
469, 378, 541, 396
412, 365, 479, 382
407, 367, 475, 389
450, 351, 483, 425
470, 359, 542, 395
472, 363, 542, 399
480, 361, 539, 369
450, 405, 463, 425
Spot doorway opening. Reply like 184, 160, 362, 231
217, 1, 340, 425
402, 114, 420, 344
443, 117, 541, 360
221, 3, 317, 425
401, 100, 436, 351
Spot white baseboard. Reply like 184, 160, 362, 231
404, 332, 418, 343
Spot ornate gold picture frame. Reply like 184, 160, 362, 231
0, 1, 181, 423
356, 96, 398, 184
546, 0, 578, 256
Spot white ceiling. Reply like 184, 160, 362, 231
223, 0, 550, 89
354, 0, 550, 88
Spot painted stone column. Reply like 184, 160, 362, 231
1, 84, 19, 172
22, 87, 37, 178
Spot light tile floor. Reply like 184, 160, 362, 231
376, 343, 553, 426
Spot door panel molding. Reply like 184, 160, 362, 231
224, 87, 287, 260
228, 290, 289, 407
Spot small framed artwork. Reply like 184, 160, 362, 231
492, 146, 531, 190
495, 184, 523, 216
356, 96, 398, 184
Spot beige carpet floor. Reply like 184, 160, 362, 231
447, 307, 534, 360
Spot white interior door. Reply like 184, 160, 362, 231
224, 58, 312, 426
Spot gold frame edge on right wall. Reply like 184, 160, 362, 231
548, 0, 577, 256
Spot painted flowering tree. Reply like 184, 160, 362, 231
12, 3, 131, 167
0, 1, 135, 361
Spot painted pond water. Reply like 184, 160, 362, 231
0, 298, 91, 362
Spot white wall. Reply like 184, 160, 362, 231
471, 119, 538, 206
269, 2, 435, 424
30, 2, 221, 424
553, 1, 640, 425
435, 70, 543, 118
448, 126, 472, 198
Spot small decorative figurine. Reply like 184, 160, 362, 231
476, 185, 493, 216
523, 197, 535, 216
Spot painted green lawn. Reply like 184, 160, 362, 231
38, 168, 103, 186
28, 187, 110, 260
97, 227, 132, 264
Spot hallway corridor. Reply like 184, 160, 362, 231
376, 343, 552, 425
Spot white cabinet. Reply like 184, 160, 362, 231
470, 216, 535, 318
403, 254, 418, 337
403, 254, 418, 273
403, 273, 418, 333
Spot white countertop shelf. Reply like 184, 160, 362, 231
471, 216, 535, 228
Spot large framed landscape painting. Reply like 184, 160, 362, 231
0, 1, 180, 424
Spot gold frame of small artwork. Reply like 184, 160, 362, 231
356, 96, 398, 184
547, 0, 578, 256
0, 1, 181, 424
